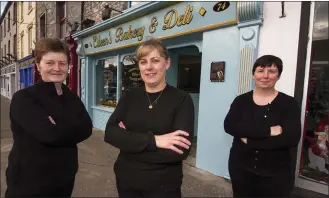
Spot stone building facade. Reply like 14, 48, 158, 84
35, 2, 82, 40
83, 2, 128, 24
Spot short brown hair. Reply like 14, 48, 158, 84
35, 38, 70, 64
135, 39, 169, 61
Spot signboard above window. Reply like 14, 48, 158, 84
81, 1, 237, 55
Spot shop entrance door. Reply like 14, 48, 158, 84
297, 1, 328, 195
167, 45, 201, 164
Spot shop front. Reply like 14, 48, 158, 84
0, 63, 18, 99
18, 55, 35, 89
73, 1, 263, 179
295, 1, 328, 195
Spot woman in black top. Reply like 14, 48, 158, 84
104, 39, 194, 198
5, 38, 92, 197
224, 55, 302, 197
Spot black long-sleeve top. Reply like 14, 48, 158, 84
6, 81, 92, 197
104, 84, 194, 191
224, 91, 301, 177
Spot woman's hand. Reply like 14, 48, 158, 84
118, 121, 126, 129
241, 138, 247, 144
155, 130, 191, 154
48, 116, 56, 125
270, 125, 282, 136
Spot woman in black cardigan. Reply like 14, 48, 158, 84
104, 39, 194, 198
224, 55, 302, 197
5, 38, 92, 197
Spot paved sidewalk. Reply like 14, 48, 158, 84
0, 95, 232, 197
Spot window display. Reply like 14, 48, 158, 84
95, 57, 118, 107
121, 55, 144, 95
300, 1, 328, 185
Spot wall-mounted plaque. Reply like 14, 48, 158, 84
210, 61, 225, 82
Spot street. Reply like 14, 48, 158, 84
0, 95, 232, 197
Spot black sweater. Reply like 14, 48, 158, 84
224, 91, 301, 176
6, 81, 92, 197
104, 84, 194, 191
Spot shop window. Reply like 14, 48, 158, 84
121, 55, 144, 96
177, 54, 201, 93
300, 1, 328, 185
96, 56, 118, 108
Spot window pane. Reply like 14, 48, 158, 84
96, 57, 118, 107
121, 55, 144, 95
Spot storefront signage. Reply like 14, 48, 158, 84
18, 57, 35, 68
213, 1, 230, 12
128, 67, 142, 81
82, 1, 237, 55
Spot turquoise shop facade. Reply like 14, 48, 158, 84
73, 1, 263, 179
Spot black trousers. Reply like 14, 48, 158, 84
5, 179, 75, 198
229, 166, 294, 198
116, 179, 181, 198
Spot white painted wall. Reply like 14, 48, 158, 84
258, 2, 302, 96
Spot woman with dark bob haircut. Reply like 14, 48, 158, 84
5, 38, 92, 197
224, 55, 301, 197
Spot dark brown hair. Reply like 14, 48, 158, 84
252, 55, 283, 77
136, 39, 169, 61
35, 38, 70, 64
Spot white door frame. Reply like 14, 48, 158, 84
294, 2, 328, 195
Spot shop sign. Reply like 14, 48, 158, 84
82, 1, 237, 55
18, 57, 35, 68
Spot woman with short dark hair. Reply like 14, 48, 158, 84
224, 55, 301, 197
5, 38, 92, 197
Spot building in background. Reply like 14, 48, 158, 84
0, 1, 18, 99
17, 1, 36, 89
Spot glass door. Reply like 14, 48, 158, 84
298, 1, 328, 193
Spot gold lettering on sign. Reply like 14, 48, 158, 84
149, 17, 158, 34
116, 25, 145, 43
93, 34, 112, 48
162, 5, 193, 30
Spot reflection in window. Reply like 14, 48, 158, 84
121, 55, 144, 95
96, 57, 118, 107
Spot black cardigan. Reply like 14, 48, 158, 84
104, 84, 195, 191
6, 81, 92, 197
224, 91, 301, 176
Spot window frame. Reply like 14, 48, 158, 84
93, 55, 120, 109
8, 40, 10, 56
39, 13, 46, 39
8, 11, 11, 31
57, 2, 66, 39
28, 27, 32, 54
